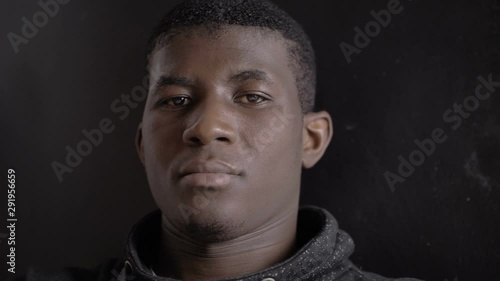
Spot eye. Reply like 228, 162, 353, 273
156, 96, 192, 108
235, 93, 269, 105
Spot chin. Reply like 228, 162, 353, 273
185, 218, 239, 243
178, 200, 244, 242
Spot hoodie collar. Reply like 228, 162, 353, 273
113, 206, 355, 281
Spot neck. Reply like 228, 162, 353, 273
154, 209, 298, 281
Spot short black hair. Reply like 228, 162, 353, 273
147, 0, 316, 113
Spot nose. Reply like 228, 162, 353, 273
182, 96, 237, 146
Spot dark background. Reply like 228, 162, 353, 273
1, 0, 499, 281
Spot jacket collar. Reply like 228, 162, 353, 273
113, 206, 355, 281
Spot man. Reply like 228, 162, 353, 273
15, 0, 422, 280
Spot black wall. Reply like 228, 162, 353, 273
1, 1, 499, 281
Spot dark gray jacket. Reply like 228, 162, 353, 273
12, 206, 423, 281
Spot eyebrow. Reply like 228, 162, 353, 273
152, 70, 272, 95
160, 76, 196, 87
230, 70, 272, 84
152, 75, 195, 95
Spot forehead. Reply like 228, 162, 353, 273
148, 26, 297, 93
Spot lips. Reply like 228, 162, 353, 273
178, 160, 241, 187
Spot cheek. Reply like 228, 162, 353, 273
237, 115, 303, 223
144, 115, 184, 161
264, 106, 302, 155
142, 116, 185, 203
246, 112, 303, 182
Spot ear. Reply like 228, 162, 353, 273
302, 111, 333, 169
135, 123, 145, 165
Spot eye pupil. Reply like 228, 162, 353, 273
156, 96, 191, 109
172, 97, 186, 105
247, 95, 260, 102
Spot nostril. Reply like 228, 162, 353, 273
189, 137, 202, 144
216, 137, 230, 142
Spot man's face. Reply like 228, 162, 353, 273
138, 26, 305, 240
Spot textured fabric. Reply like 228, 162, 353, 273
11, 206, 423, 281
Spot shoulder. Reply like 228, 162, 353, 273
8, 258, 118, 281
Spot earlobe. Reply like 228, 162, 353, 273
136, 123, 145, 165
302, 111, 333, 169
